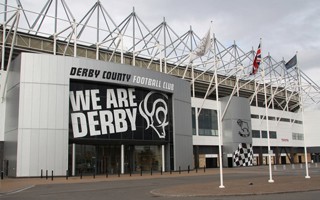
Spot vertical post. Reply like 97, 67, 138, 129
72, 143, 76, 176
296, 52, 311, 179
161, 145, 165, 172
214, 34, 224, 189
262, 43, 274, 183
121, 144, 124, 174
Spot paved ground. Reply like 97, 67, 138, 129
0, 165, 319, 197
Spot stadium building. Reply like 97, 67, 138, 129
0, 1, 319, 177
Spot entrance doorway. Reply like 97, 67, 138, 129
71, 144, 163, 175
205, 158, 217, 168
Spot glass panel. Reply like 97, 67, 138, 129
133, 145, 162, 172
198, 109, 218, 136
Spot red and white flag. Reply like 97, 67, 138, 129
250, 43, 261, 75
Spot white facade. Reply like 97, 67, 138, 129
304, 110, 320, 147
192, 97, 305, 148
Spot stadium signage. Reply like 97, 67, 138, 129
70, 87, 169, 139
69, 67, 174, 91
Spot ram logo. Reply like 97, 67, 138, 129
139, 91, 169, 139
237, 119, 250, 137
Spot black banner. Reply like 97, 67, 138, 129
69, 81, 173, 142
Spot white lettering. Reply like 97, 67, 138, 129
117, 88, 129, 107
99, 110, 115, 134
91, 89, 102, 110
69, 90, 90, 111
114, 109, 127, 132
126, 108, 137, 131
128, 88, 137, 107
71, 113, 88, 138
106, 89, 118, 108
87, 111, 101, 136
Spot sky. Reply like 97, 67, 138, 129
4, 0, 320, 84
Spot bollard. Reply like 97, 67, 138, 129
51, 170, 53, 181
41, 169, 43, 178
129, 168, 132, 177
118, 169, 120, 177
170, 169, 172, 174
106, 170, 108, 178
196, 167, 198, 173
46, 170, 48, 180
66, 170, 68, 180
151, 168, 153, 176
140, 167, 143, 176
1, 171, 3, 180
188, 165, 190, 173
80, 171, 83, 179
179, 166, 181, 174
161, 167, 163, 175
204, 166, 206, 173
316, 163, 318, 168
93, 171, 96, 179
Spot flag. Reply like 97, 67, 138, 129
285, 55, 297, 69
250, 43, 261, 75
190, 29, 212, 61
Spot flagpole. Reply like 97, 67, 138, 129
213, 33, 224, 189
261, 38, 274, 183
296, 51, 311, 179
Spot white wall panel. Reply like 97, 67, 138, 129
21, 54, 33, 83
48, 55, 58, 84
31, 84, 41, 128
29, 129, 40, 176
55, 86, 64, 129
47, 85, 57, 129
46, 130, 55, 171
304, 111, 320, 147
18, 129, 31, 176
21, 84, 32, 129
32, 54, 41, 83
38, 129, 48, 172
39, 84, 49, 129
54, 131, 67, 175
40, 55, 50, 84
63, 87, 69, 129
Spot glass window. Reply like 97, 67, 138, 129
293, 133, 304, 140
268, 116, 276, 121
261, 131, 267, 138
280, 118, 291, 122
192, 108, 196, 135
251, 114, 259, 119
198, 108, 218, 136
252, 130, 260, 138
270, 131, 277, 139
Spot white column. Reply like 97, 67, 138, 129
161, 145, 165, 172
121, 144, 124, 174
72, 144, 76, 176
